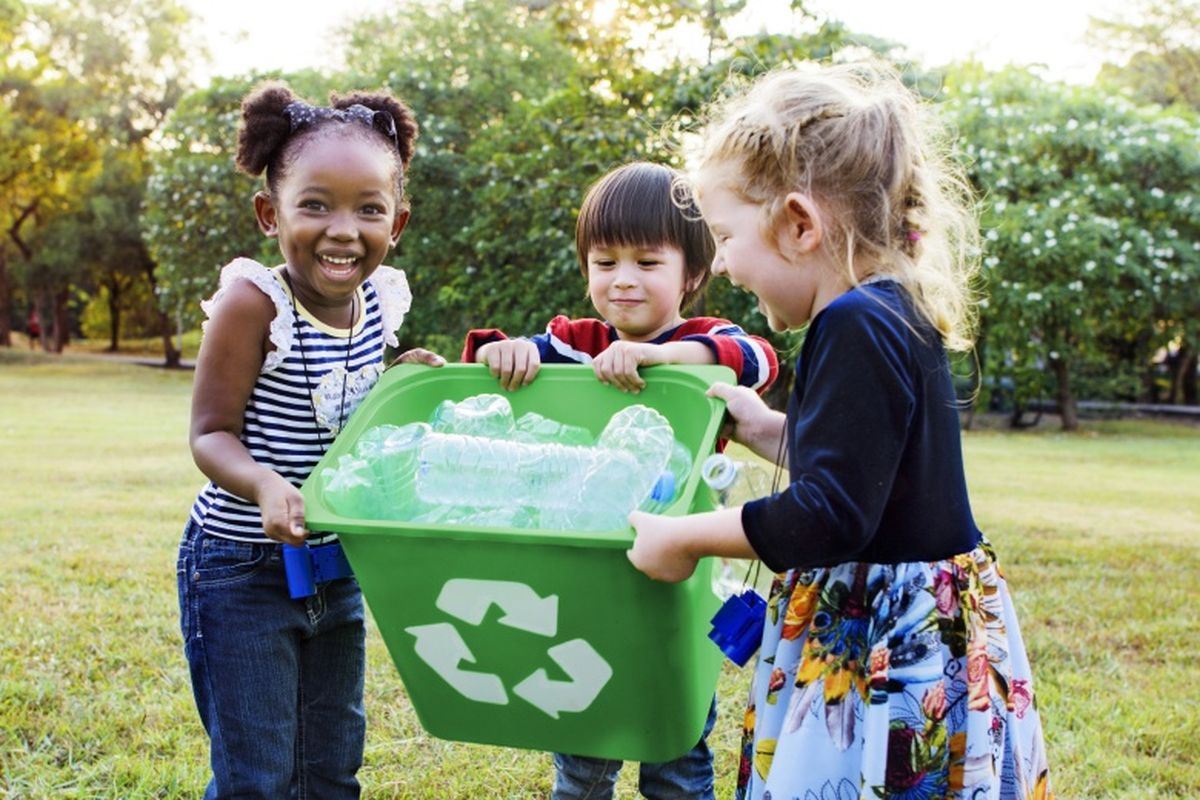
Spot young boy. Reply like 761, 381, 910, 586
461, 161, 778, 800
463, 162, 776, 396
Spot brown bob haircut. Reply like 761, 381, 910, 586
575, 162, 715, 312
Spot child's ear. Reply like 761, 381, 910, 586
389, 209, 411, 247
254, 191, 279, 238
782, 192, 823, 256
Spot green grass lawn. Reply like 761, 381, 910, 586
1, 350, 1197, 798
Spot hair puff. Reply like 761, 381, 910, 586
236, 81, 298, 177
331, 91, 419, 168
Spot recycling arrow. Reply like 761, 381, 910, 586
513, 638, 613, 719
436, 578, 558, 637
405, 622, 508, 705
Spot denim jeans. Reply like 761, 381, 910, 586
177, 520, 366, 799
552, 697, 718, 800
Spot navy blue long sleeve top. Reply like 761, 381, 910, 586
741, 280, 981, 571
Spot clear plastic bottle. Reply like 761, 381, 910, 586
369, 422, 432, 518
640, 440, 694, 514
430, 393, 515, 438
701, 453, 775, 599
512, 411, 594, 446
333, 401, 680, 532
319, 454, 378, 518
411, 404, 675, 531
413, 433, 649, 530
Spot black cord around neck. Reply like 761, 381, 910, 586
281, 270, 355, 440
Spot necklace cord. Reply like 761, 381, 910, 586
741, 421, 788, 593
281, 270, 355, 442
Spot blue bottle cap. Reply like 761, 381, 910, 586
650, 471, 676, 504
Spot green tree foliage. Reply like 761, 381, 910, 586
142, 76, 273, 339
31, 147, 158, 351
339, 0, 891, 367
946, 66, 1200, 427
0, 0, 197, 352
1089, 0, 1200, 110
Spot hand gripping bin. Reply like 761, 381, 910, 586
301, 363, 734, 762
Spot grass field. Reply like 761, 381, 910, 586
1, 349, 1198, 798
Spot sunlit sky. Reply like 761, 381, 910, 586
185, 0, 1125, 86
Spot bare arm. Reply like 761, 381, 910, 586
189, 280, 308, 545
626, 507, 755, 582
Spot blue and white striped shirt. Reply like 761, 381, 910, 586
190, 260, 411, 542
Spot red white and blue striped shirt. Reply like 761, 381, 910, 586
462, 315, 778, 393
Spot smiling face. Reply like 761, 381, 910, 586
587, 242, 691, 341
698, 168, 846, 332
255, 131, 407, 319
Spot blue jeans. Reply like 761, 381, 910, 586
177, 521, 366, 799
552, 697, 718, 800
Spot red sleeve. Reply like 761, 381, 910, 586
676, 317, 779, 395
460, 329, 508, 363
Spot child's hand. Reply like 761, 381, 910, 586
591, 340, 655, 393
626, 511, 699, 582
256, 472, 309, 546
389, 348, 446, 368
707, 383, 787, 461
477, 339, 541, 391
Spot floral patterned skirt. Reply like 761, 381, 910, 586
735, 541, 1053, 800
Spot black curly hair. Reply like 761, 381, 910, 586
235, 80, 419, 207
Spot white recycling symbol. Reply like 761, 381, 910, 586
405, 578, 613, 719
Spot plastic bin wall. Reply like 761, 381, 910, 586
302, 363, 734, 762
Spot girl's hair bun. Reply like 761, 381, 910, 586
236, 81, 298, 177
331, 91, 419, 168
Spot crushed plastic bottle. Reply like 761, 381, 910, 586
430, 393, 515, 438
512, 411, 593, 446
640, 440, 694, 514
320, 397, 685, 532
701, 453, 774, 599
413, 433, 651, 531
319, 454, 378, 518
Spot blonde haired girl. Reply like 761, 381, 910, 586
628, 62, 1053, 799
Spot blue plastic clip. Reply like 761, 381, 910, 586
282, 540, 353, 599
708, 590, 767, 667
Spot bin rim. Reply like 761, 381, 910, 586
302, 362, 736, 548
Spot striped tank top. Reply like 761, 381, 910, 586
189, 259, 412, 543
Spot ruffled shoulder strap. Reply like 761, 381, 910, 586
199, 258, 295, 373
368, 265, 413, 349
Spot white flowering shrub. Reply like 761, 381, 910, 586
945, 66, 1200, 422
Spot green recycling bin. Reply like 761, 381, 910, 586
301, 363, 733, 762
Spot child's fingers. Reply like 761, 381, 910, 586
501, 347, 532, 391
390, 347, 446, 367
594, 351, 644, 393
518, 351, 540, 386
263, 496, 307, 546
286, 505, 308, 546
706, 383, 738, 403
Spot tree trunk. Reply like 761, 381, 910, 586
1050, 357, 1078, 431
52, 288, 70, 353
1171, 342, 1197, 406
107, 280, 121, 352
144, 259, 181, 368
0, 253, 10, 347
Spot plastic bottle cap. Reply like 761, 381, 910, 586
650, 471, 675, 503
701, 454, 737, 491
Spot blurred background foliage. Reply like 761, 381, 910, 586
2, 0, 1197, 426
